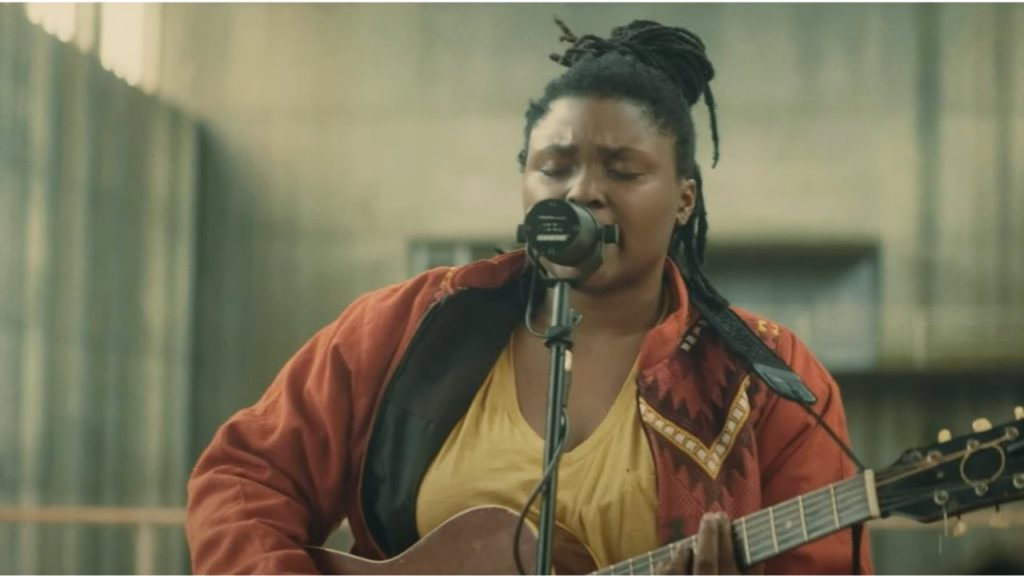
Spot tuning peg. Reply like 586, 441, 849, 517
1015, 406, 1023, 421
972, 418, 993, 433
937, 429, 952, 443
952, 518, 968, 537
989, 508, 1009, 529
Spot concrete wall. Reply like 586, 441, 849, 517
156, 5, 1024, 572
158, 3, 1024, 451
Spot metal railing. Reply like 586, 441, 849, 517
0, 506, 186, 574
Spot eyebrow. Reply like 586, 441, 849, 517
536, 144, 643, 158
536, 144, 577, 157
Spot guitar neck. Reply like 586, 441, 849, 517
593, 470, 880, 575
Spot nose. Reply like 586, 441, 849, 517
564, 168, 605, 210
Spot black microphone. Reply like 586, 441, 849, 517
516, 199, 620, 275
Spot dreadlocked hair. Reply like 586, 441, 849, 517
518, 17, 729, 309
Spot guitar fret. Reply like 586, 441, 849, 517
740, 516, 752, 565
748, 512, 778, 559
807, 487, 839, 541
835, 486, 857, 526
307, 474, 889, 576
595, 474, 877, 574
829, 485, 840, 528
745, 510, 769, 563
798, 494, 809, 541
755, 509, 774, 561
808, 480, 866, 539
774, 499, 803, 552
774, 482, 869, 564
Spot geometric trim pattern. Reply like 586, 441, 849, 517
638, 375, 751, 479
679, 318, 709, 352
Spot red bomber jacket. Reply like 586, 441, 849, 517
186, 251, 873, 574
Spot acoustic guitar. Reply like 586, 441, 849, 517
308, 410, 1024, 574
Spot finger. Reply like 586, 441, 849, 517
716, 514, 739, 575
694, 513, 720, 575
676, 546, 693, 575
653, 546, 671, 574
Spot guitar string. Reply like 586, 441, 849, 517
717, 492, 867, 560
594, 479, 869, 574
872, 431, 1015, 487
597, 431, 1018, 574
712, 479, 866, 544
717, 484, 867, 561
696, 477, 991, 565
605, 488, 865, 574
637, 481, 873, 572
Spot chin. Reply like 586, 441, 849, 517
573, 266, 623, 294
546, 251, 628, 291
553, 260, 623, 295
539, 255, 616, 289
540, 261, 584, 281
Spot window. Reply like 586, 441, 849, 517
407, 238, 514, 275
24, 3, 75, 43
23, 3, 161, 93
407, 238, 879, 370
702, 243, 880, 370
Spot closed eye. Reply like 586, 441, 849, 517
607, 167, 643, 181
539, 166, 573, 179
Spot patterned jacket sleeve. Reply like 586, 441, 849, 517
755, 326, 874, 575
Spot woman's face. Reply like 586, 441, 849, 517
521, 97, 696, 293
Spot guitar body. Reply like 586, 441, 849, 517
307, 506, 598, 575
306, 414, 1024, 574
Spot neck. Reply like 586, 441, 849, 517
537, 265, 667, 337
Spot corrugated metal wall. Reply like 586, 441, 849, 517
0, 6, 197, 573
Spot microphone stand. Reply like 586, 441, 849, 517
535, 277, 575, 575
516, 200, 616, 574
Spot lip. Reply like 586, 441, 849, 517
604, 227, 622, 250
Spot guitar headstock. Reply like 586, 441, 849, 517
874, 407, 1024, 524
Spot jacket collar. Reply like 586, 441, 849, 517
447, 250, 696, 369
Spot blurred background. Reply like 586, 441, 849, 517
2, 3, 1023, 573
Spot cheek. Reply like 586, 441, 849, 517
520, 174, 553, 210
519, 181, 535, 212
616, 191, 678, 242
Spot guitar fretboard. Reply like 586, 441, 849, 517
592, 471, 879, 575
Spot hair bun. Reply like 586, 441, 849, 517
607, 20, 714, 108
550, 17, 721, 167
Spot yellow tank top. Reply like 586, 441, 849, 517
415, 338, 658, 569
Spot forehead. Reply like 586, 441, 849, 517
528, 97, 669, 152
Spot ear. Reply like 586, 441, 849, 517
675, 177, 697, 225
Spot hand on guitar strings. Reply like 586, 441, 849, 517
655, 512, 763, 575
